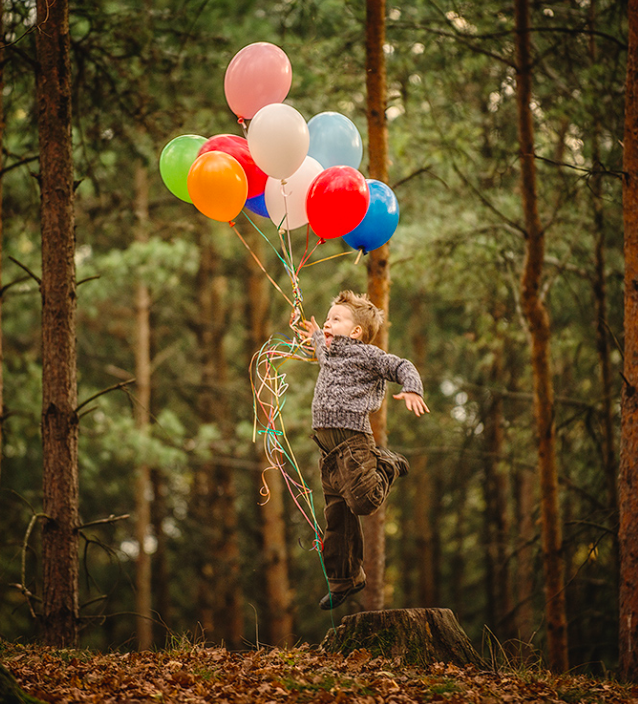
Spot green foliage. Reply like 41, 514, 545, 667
0, 0, 626, 671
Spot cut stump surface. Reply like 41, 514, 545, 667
321, 608, 484, 667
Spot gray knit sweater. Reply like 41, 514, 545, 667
311, 330, 424, 435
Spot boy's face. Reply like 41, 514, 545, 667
323, 304, 362, 347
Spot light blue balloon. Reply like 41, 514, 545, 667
343, 180, 399, 254
307, 112, 363, 169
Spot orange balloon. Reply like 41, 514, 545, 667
187, 151, 248, 221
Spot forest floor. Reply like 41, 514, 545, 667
2, 640, 638, 704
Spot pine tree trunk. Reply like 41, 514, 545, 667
482, 324, 515, 642
410, 303, 437, 607
36, 0, 80, 648
364, 0, 390, 612
514, 0, 568, 672
321, 608, 483, 668
588, 0, 618, 538
150, 466, 170, 642
413, 455, 436, 607
245, 229, 293, 645
513, 466, 536, 650
133, 161, 153, 651
0, 5, 4, 488
195, 231, 243, 649
619, 0, 638, 682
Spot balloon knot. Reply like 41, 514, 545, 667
228, 220, 236, 227
318, 238, 326, 245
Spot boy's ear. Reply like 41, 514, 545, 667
350, 325, 364, 340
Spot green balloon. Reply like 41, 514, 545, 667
159, 134, 207, 203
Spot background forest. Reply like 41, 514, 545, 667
0, 0, 627, 674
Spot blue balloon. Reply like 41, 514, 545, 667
307, 112, 363, 169
244, 192, 269, 218
343, 180, 399, 254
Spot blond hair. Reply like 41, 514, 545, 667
332, 290, 384, 344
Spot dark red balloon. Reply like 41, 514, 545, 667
306, 166, 370, 239
198, 134, 267, 199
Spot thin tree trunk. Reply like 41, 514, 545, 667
514, 0, 568, 672
133, 161, 153, 651
150, 467, 170, 643
196, 232, 243, 649
245, 229, 293, 645
588, 0, 618, 526
450, 476, 467, 623
0, 5, 4, 487
36, 0, 79, 648
514, 466, 536, 649
410, 300, 435, 607
413, 455, 436, 606
619, 0, 638, 682
364, 0, 390, 613
482, 334, 514, 642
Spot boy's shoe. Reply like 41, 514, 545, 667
319, 581, 366, 610
377, 447, 410, 477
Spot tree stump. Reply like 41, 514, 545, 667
320, 608, 484, 668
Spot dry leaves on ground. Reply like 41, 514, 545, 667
3, 642, 638, 704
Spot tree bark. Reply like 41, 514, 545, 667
245, 229, 293, 646
133, 161, 153, 651
619, 0, 638, 682
36, 0, 80, 648
364, 0, 390, 612
321, 608, 483, 668
150, 466, 170, 643
514, 0, 568, 672
409, 302, 436, 607
482, 332, 515, 643
588, 0, 618, 525
195, 231, 243, 649
0, 5, 4, 488
513, 466, 536, 649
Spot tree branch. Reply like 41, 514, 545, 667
78, 514, 130, 530
8, 256, 41, 286
75, 378, 136, 413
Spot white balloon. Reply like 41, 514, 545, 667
247, 103, 309, 180
265, 156, 324, 231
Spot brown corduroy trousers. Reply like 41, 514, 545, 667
313, 428, 408, 595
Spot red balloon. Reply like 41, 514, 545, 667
306, 166, 370, 239
199, 134, 267, 199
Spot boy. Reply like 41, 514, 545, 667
299, 291, 428, 610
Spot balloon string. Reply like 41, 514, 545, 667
230, 222, 294, 307
301, 250, 354, 268
250, 335, 323, 540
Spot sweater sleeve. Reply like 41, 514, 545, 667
312, 329, 328, 366
371, 348, 424, 397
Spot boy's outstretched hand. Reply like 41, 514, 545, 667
298, 316, 320, 341
393, 391, 430, 416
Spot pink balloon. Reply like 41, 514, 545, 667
224, 43, 292, 120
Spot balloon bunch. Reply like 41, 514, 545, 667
158, 43, 401, 582
159, 41, 400, 255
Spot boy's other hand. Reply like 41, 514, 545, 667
393, 392, 430, 416
299, 316, 321, 341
